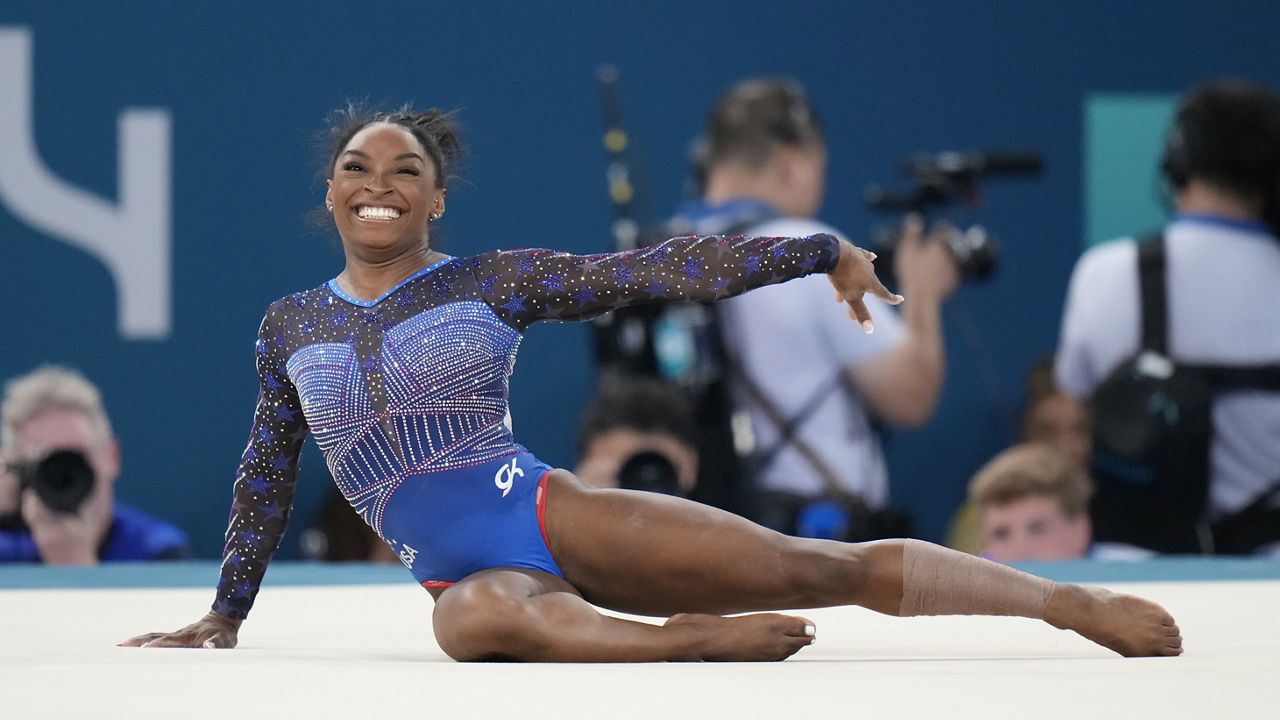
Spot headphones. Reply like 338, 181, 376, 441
1159, 118, 1190, 190
1159, 92, 1280, 222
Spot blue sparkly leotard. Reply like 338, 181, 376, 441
212, 233, 841, 619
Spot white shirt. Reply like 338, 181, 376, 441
1056, 216, 1280, 516
719, 217, 906, 505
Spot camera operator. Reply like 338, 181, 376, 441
0, 366, 189, 564
668, 78, 959, 537
1056, 79, 1280, 554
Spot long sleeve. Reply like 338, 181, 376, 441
474, 233, 842, 330
212, 306, 309, 620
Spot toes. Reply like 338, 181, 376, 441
777, 615, 816, 639
791, 623, 816, 641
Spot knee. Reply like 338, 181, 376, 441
779, 539, 904, 607
432, 582, 535, 662
777, 539, 867, 605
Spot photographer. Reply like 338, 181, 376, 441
1056, 79, 1280, 554
0, 366, 189, 564
669, 78, 959, 537
574, 371, 699, 497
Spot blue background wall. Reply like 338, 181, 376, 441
2, 1, 1278, 558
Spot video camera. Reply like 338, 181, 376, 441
864, 151, 1043, 282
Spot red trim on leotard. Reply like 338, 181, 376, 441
536, 470, 552, 553
421, 579, 455, 589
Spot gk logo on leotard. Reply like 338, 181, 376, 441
398, 543, 418, 569
494, 458, 523, 498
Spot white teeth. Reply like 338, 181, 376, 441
357, 206, 401, 220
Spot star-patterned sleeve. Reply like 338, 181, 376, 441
212, 304, 309, 620
473, 233, 842, 330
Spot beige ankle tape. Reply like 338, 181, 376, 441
899, 539, 1055, 618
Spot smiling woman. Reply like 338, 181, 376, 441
121, 105, 1183, 662
322, 106, 457, 302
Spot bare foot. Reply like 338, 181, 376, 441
664, 613, 816, 661
1045, 584, 1183, 657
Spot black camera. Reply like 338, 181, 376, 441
10, 450, 96, 516
864, 150, 1043, 283
616, 450, 682, 496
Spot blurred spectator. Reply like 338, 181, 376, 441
574, 371, 698, 496
0, 366, 189, 564
1056, 79, 1280, 554
947, 356, 1092, 554
300, 486, 400, 564
1020, 355, 1091, 467
668, 77, 958, 538
969, 444, 1151, 562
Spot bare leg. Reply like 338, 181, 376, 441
431, 568, 815, 662
543, 471, 1183, 657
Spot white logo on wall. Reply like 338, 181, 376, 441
0, 26, 171, 339
494, 457, 523, 498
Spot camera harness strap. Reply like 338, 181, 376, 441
710, 213, 864, 505
1137, 234, 1280, 527
728, 360, 860, 505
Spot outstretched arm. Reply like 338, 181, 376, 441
121, 305, 308, 648
474, 233, 899, 330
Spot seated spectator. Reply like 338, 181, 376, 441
300, 486, 400, 564
1020, 355, 1091, 467
947, 356, 1092, 553
969, 443, 1151, 562
0, 366, 189, 564
574, 371, 698, 497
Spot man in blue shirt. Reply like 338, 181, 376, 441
0, 366, 189, 563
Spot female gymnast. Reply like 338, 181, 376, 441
123, 107, 1182, 661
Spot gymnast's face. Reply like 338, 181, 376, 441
326, 123, 445, 253
980, 494, 1090, 563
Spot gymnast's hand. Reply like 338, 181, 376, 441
828, 235, 904, 334
119, 611, 242, 649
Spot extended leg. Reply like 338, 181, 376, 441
430, 568, 816, 662
543, 472, 1183, 657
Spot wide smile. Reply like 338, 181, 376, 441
351, 204, 406, 223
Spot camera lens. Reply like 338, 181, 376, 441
617, 451, 681, 496
947, 225, 998, 281
26, 450, 95, 515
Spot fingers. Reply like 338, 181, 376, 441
847, 297, 874, 334
138, 634, 198, 649
829, 242, 903, 328
901, 213, 925, 245
865, 274, 905, 306
118, 632, 165, 647
127, 632, 233, 650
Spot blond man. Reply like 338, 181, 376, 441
0, 366, 188, 564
